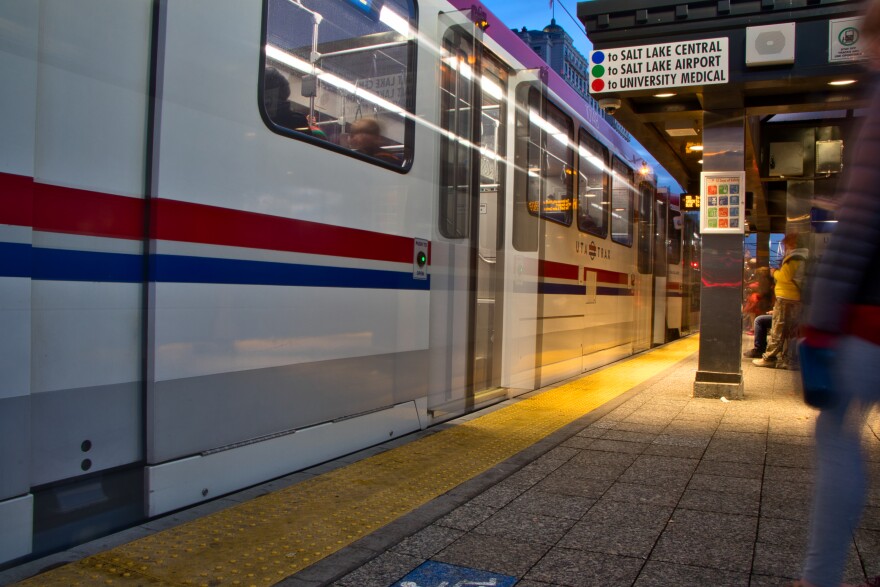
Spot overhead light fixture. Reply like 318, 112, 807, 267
665, 120, 698, 137
471, 6, 489, 30
828, 79, 856, 86
697, 159, 703, 164
687, 143, 703, 152
654, 92, 676, 98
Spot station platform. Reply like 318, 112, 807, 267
3, 335, 879, 587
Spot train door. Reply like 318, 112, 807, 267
666, 208, 684, 340
430, 24, 508, 418
681, 211, 702, 334
633, 180, 655, 353
652, 195, 668, 345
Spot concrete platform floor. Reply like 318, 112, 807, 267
3, 336, 879, 587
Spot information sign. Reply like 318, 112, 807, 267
700, 171, 745, 234
589, 38, 728, 94
829, 17, 866, 63
394, 561, 518, 587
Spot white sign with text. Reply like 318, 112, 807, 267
589, 38, 728, 94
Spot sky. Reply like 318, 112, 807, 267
483, 0, 593, 57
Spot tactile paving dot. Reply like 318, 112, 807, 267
16, 338, 697, 586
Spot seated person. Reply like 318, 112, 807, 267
743, 313, 773, 358
743, 266, 774, 334
348, 118, 401, 164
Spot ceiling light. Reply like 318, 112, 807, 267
697, 159, 703, 164
687, 144, 703, 152
654, 92, 676, 98
828, 79, 856, 86
665, 120, 698, 137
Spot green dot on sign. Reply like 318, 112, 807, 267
591, 64, 605, 77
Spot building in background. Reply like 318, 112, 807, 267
512, 19, 631, 141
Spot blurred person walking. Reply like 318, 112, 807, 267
789, 2, 880, 585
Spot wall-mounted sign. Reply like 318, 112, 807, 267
745, 22, 795, 66
700, 171, 745, 234
830, 16, 866, 63
589, 38, 728, 94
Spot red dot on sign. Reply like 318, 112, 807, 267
591, 79, 605, 92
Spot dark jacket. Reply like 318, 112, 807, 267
805, 83, 880, 336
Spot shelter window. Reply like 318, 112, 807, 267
262, 0, 416, 170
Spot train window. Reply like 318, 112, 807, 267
478, 55, 508, 244
610, 157, 634, 247
577, 131, 608, 238
262, 0, 416, 169
438, 30, 508, 239
668, 211, 682, 265
439, 31, 474, 238
654, 197, 668, 278
525, 90, 573, 226
512, 84, 536, 252
637, 181, 654, 274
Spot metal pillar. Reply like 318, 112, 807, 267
693, 110, 745, 400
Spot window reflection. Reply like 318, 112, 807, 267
263, 0, 415, 168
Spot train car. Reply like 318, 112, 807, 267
660, 191, 701, 342
0, 0, 697, 563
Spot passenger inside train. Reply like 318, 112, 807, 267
263, 66, 312, 134
348, 117, 403, 164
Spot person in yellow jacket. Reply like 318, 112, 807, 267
753, 233, 808, 369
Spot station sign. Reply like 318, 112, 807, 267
589, 38, 728, 94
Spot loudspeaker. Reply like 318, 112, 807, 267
745, 22, 796, 66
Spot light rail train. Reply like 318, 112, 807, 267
0, 0, 700, 563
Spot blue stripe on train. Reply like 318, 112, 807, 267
3, 245, 429, 290
32, 247, 143, 282
539, 282, 586, 295
152, 254, 429, 290
537, 282, 632, 296
0, 243, 32, 278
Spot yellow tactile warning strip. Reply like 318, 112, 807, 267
18, 336, 698, 587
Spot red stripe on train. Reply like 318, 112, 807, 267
539, 259, 578, 280
35, 181, 143, 240
0, 172, 34, 227
0, 172, 422, 264
538, 257, 629, 286
153, 199, 414, 264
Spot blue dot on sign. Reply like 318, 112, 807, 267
391, 560, 518, 587
592, 51, 605, 64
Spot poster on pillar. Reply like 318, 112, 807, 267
699, 171, 745, 234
